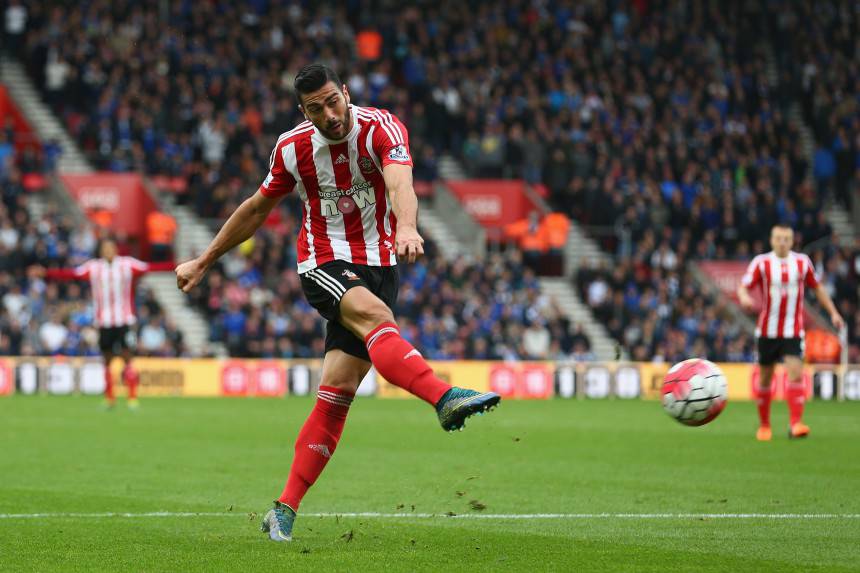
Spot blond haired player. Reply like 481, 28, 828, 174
737, 224, 844, 441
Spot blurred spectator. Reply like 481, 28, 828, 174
145, 211, 177, 262
10, 0, 858, 363
0, 135, 185, 357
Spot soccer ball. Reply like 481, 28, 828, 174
662, 359, 728, 426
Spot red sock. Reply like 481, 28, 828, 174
786, 381, 806, 426
365, 322, 451, 405
104, 368, 114, 402
755, 385, 773, 428
278, 386, 353, 510
123, 365, 139, 400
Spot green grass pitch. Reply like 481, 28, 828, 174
2, 396, 859, 572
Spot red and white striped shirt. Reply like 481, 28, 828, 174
740, 251, 821, 339
47, 257, 171, 328
259, 105, 412, 273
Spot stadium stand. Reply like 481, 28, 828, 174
0, 137, 185, 357
7, 0, 857, 361
187, 225, 592, 360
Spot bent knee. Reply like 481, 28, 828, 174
320, 376, 361, 393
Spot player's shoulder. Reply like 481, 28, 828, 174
273, 120, 314, 148
791, 250, 814, 265
353, 105, 403, 126
749, 253, 769, 265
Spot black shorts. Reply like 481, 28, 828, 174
757, 337, 804, 365
99, 326, 136, 354
300, 260, 399, 361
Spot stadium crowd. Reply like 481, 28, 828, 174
188, 223, 594, 360
6, 0, 858, 361
0, 139, 185, 357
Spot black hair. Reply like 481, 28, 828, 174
294, 64, 342, 105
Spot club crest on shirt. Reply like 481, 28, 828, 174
387, 145, 410, 162
359, 156, 375, 173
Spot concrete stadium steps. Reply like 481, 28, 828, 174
437, 152, 619, 360
153, 193, 216, 263
137, 192, 226, 356
0, 57, 89, 173
438, 154, 467, 180
138, 273, 215, 356
416, 202, 469, 260
789, 103, 816, 169
539, 277, 621, 362
789, 104, 856, 247
1, 55, 221, 356
825, 204, 857, 247
564, 225, 609, 274
23, 189, 48, 221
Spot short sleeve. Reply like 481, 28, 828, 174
740, 257, 761, 288
260, 141, 296, 198
126, 257, 150, 276
371, 111, 413, 168
803, 255, 821, 288
73, 261, 92, 279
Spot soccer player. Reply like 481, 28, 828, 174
737, 224, 844, 441
35, 238, 175, 408
175, 64, 501, 542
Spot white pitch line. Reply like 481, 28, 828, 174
1, 512, 859, 520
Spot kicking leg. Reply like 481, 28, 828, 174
338, 286, 500, 431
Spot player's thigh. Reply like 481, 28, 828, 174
338, 287, 395, 338
118, 326, 136, 359
320, 349, 371, 393
783, 354, 804, 381
757, 338, 781, 367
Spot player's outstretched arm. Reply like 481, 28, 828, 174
384, 163, 424, 263
28, 265, 88, 281
176, 190, 281, 293
813, 284, 845, 331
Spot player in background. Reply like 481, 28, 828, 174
737, 224, 844, 441
175, 64, 501, 542
34, 238, 175, 409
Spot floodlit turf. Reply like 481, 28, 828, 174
2, 396, 859, 572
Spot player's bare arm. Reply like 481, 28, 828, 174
384, 163, 424, 263
176, 190, 282, 293
736, 283, 755, 311
813, 284, 845, 330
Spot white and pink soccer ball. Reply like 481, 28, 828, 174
662, 359, 728, 426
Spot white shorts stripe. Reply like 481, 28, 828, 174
306, 270, 344, 301
313, 269, 347, 294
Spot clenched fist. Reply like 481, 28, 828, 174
395, 224, 424, 263
175, 258, 208, 293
